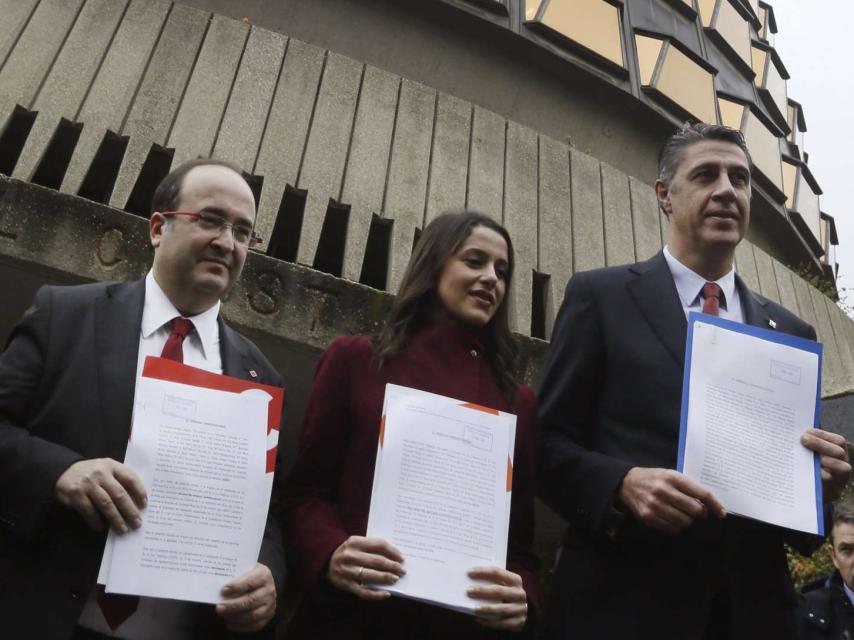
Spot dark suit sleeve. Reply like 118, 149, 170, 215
538, 272, 634, 534
0, 287, 84, 539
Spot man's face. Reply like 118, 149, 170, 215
831, 522, 854, 590
150, 165, 256, 315
656, 139, 751, 263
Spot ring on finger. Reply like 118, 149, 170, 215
357, 566, 365, 583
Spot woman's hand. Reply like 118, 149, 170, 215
327, 536, 406, 601
467, 566, 528, 631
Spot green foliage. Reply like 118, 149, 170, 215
787, 541, 835, 590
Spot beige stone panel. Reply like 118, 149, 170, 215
538, 134, 572, 339
61, 0, 171, 195
601, 163, 634, 267
713, 0, 752, 67
339, 66, 399, 282
825, 298, 854, 388
629, 177, 661, 261
253, 39, 325, 251
743, 110, 783, 193
809, 286, 844, 396
635, 35, 662, 85
109, 4, 209, 210
168, 14, 249, 168
771, 259, 800, 318
0, 0, 84, 132
655, 44, 717, 124
213, 27, 287, 172
539, 0, 624, 67
424, 93, 471, 224
293, 52, 363, 266
0, 0, 39, 68
502, 122, 538, 335
570, 149, 605, 273
733, 240, 760, 291
718, 96, 745, 130
790, 273, 820, 332
384, 79, 436, 292
12, 0, 127, 181
467, 106, 505, 217
752, 246, 781, 304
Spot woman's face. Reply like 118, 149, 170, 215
436, 225, 509, 326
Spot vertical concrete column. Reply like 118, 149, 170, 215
109, 3, 210, 210
384, 79, 436, 292
12, 0, 128, 181
424, 93, 471, 224
213, 27, 287, 172
824, 299, 854, 387
61, 0, 171, 195
537, 134, 572, 339
339, 66, 399, 282
466, 106, 505, 217
0, 0, 84, 132
752, 246, 782, 304
600, 163, 634, 267
168, 14, 249, 167
733, 240, 760, 291
570, 149, 605, 273
253, 39, 325, 249
0, 0, 40, 67
771, 259, 801, 318
809, 286, 844, 395
502, 122, 538, 335
293, 51, 362, 266
628, 176, 661, 261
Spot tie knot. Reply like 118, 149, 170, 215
170, 317, 194, 339
702, 282, 722, 302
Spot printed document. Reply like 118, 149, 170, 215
99, 357, 282, 604
366, 384, 516, 614
678, 312, 824, 535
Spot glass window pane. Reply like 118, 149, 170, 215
718, 96, 744, 129
786, 103, 796, 142
765, 58, 787, 118
655, 44, 717, 124
635, 35, 663, 85
781, 159, 797, 205
698, 0, 716, 27
539, 0, 624, 67
713, 0, 751, 67
743, 110, 783, 191
751, 46, 767, 86
525, 0, 544, 21
795, 172, 821, 242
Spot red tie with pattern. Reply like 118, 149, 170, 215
702, 282, 723, 316
97, 318, 195, 629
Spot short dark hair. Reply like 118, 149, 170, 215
834, 498, 854, 529
150, 158, 249, 215
658, 122, 752, 188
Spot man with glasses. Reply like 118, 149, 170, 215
0, 159, 286, 639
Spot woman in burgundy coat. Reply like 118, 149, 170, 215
284, 211, 540, 638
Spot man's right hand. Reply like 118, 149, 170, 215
617, 467, 726, 534
54, 458, 147, 534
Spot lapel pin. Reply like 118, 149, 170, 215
249, 370, 258, 378
768, 319, 777, 329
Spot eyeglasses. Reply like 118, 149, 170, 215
159, 211, 262, 247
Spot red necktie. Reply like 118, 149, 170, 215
702, 282, 723, 316
97, 318, 195, 629
159, 317, 195, 363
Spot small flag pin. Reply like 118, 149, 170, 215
249, 370, 258, 378
768, 319, 777, 329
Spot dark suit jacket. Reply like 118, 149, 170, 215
0, 278, 286, 640
538, 252, 821, 640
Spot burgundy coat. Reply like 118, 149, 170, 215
284, 321, 539, 638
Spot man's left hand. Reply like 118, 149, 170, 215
801, 429, 851, 503
216, 563, 276, 633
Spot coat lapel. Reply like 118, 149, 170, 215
219, 318, 252, 381
626, 252, 689, 368
95, 279, 146, 460
737, 274, 775, 330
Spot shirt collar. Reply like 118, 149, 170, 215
141, 271, 221, 359
844, 578, 854, 607
663, 245, 737, 310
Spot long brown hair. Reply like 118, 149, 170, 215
373, 211, 518, 404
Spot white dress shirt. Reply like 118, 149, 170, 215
663, 245, 744, 324
78, 271, 223, 638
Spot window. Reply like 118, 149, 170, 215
742, 109, 783, 192
794, 171, 821, 243
527, 0, 624, 67
717, 96, 745, 129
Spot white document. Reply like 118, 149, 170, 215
678, 313, 824, 535
102, 376, 271, 603
366, 384, 516, 614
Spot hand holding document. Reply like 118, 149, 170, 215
365, 384, 516, 615
98, 357, 283, 604
677, 312, 823, 535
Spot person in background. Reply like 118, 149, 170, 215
284, 210, 539, 638
799, 498, 854, 639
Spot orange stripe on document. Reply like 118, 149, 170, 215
460, 402, 500, 415
507, 457, 513, 492
379, 415, 386, 447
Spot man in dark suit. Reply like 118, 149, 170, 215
538, 123, 851, 639
0, 159, 285, 639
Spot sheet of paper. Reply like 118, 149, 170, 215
678, 312, 824, 535
366, 384, 516, 614
104, 375, 270, 603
